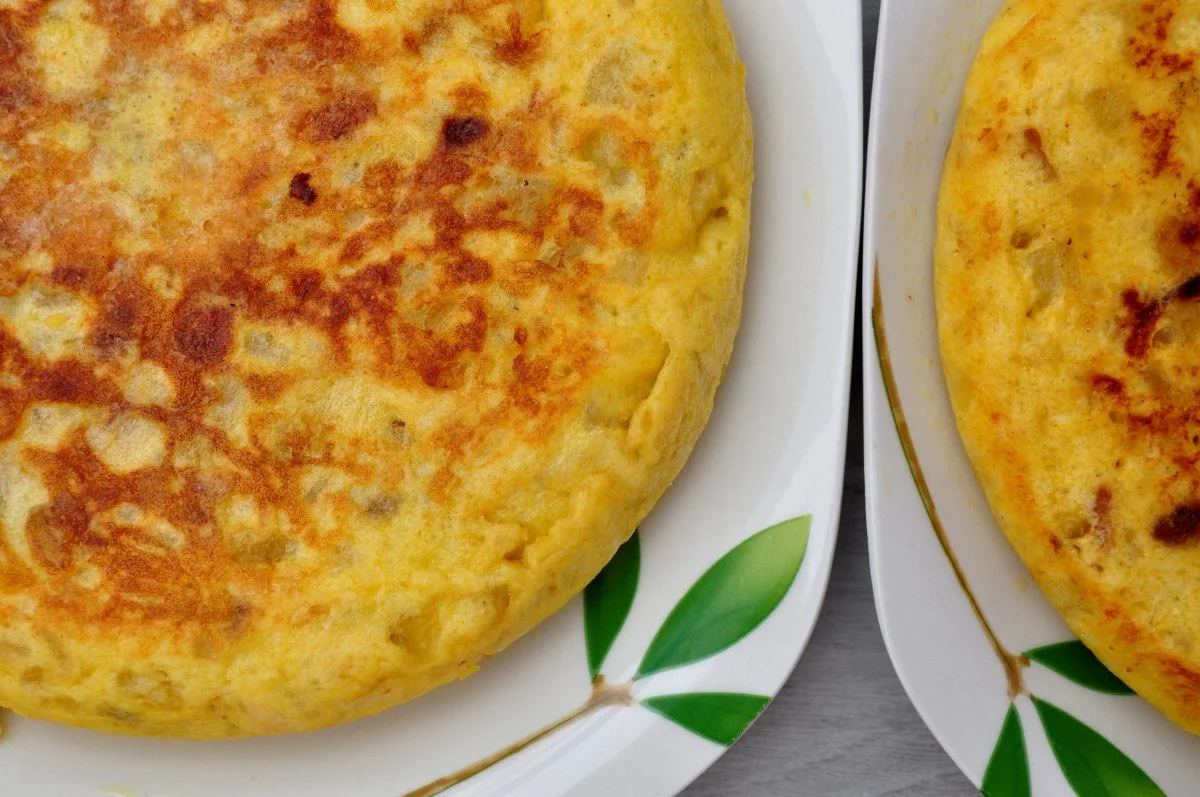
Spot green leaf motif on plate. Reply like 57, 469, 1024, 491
981, 703, 1030, 797
635, 516, 810, 679
583, 531, 641, 680
1024, 641, 1134, 696
1033, 697, 1165, 797
641, 693, 770, 747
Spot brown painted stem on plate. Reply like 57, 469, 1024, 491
401, 677, 635, 797
872, 266, 1029, 700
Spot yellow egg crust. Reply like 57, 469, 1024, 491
0, 0, 752, 738
937, 0, 1200, 735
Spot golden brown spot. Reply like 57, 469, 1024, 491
174, 306, 233, 365
364, 495, 398, 519
402, 296, 488, 390
32, 360, 114, 404
338, 232, 371, 264
260, 0, 359, 69
566, 189, 605, 241
978, 127, 1000, 154
982, 202, 1003, 234
1022, 127, 1058, 180
511, 353, 550, 414
1134, 110, 1180, 177
290, 269, 324, 304
1011, 231, 1034, 249
50, 267, 89, 290
362, 160, 402, 209
26, 496, 89, 572
446, 253, 493, 285
493, 11, 543, 66
0, 9, 35, 111
402, 14, 449, 56
1129, 3, 1196, 77
298, 91, 378, 143
1094, 486, 1114, 545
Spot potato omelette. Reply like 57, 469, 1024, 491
938, 0, 1200, 734
0, 0, 753, 738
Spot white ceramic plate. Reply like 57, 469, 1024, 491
865, 2, 1199, 795
1, 2, 863, 795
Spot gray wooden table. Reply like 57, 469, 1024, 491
686, 4, 974, 794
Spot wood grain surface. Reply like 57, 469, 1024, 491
685, 4, 974, 794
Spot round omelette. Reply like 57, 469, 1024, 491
0, 0, 752, 738
938, 0, 1200, 734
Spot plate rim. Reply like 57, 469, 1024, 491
860, 0, 980, 782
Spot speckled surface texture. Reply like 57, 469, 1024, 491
686, 5, 973, 794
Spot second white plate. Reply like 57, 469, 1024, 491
865, 2, 1200, 795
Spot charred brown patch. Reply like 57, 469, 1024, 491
442, 116, 490, 148
1154, 503, 1200, 545
288, 173, 318, 205
90, 281, 159, 357
1117, 266, 1200, 357
30, 361, 118, 404
290, 269, 324, 303
298, 91, 378, 143
446, 253, 493, 285
1179, 221, 1199, 246
49, 267, 89, 290
1121, 289, 1165, 358
173, 306, 234, 365
1092, 374, 1127, 396
1177, 275, 1200, 300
